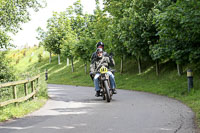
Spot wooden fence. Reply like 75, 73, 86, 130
0, 75, 40, 107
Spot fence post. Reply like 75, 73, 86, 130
24, 83, 28, 96
36, 77, 39, 90
187, 69, 193, 92
0, 75, 40, 107
13, 85, 17, 106
45, 69, 48, 81
31, 81, 35, 99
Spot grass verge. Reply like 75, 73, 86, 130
0, 98, 47, 122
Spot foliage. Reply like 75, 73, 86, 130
0, 30, 12, 49
125, 0, 158, 59
0, 51, 16, 83
35, 0, 200, 74
0, 0, 45, 49
154, 0, 200, 64
29, 57, 32, 63
38, 53, 42, 62
75, 36, 96, 62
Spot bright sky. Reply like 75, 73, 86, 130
12, 0, 101, 48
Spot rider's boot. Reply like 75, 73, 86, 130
95, 90, 101, 97
112, 88, 117, 94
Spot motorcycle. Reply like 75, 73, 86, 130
91, 66, 115, 102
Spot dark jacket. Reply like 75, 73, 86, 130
90, 56, 115, 73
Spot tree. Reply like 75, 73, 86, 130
61, 1, 84, 72
36, 27, 53, 63
125, 0, 159, 74
0, 0, 44, 83
103, 0, 129, 73
149, 42, 171, 75
61, 32, 77, 72
154, 0, 200, 75
0, 0, 45, 49
0, 51, 16, 83
106, 19, 128, 74
75, 36, 96, 74
104, 0, 159, 74
45, 11, 72, 65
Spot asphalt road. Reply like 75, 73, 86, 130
0, 84, 196, 133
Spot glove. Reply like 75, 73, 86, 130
109, 52, 114, 58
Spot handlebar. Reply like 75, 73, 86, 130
90, 69, 116, 75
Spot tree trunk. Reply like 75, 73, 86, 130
155, 59, 159, 76
67, 58, 69, 66
137, 56, 142, 74
177, 63, 183, 76
85, 62, 87, 74
71, 57, 74, 72
120, 55, 123, 74
49, 51, 52, 63
58, 54, 61, 65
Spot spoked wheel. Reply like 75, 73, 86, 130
104, 80, 111, 102
109, 89, 113, 100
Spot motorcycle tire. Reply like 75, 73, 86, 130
104, 80, 111, 102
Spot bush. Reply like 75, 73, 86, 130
0, 52, 16, 83
29, 57, 32, 62
36, 75, 48, 98
16, 57, 20, 64
23, 50, 26, 56
38, 53, 42, 62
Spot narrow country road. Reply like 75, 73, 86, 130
0, 84, 196, 133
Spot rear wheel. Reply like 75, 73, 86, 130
104, 80, 111, 102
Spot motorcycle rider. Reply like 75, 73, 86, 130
90, 48, 117, 97
91, 42, 109, 64
90, 41, 114, 80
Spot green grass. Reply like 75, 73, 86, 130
0, 98, 47, 122
6, 46, 49, 77
4, 47, 200, 129
36, 58, 93, 86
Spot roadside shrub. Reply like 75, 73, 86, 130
29, 57, 32, 62
0, 52, 16, 83
16, 57, 20, 64
36, 75, 48, 98
38, 53, 42, 62
23, 50, 26, 56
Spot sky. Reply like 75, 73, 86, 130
12, 0, 101, 48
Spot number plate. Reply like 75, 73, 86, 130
100, 66, 108, 74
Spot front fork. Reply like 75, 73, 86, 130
101, 74, 113, 96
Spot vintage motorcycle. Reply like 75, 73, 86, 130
91, 66, 115, 102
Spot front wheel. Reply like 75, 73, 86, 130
104, 80, 111, 102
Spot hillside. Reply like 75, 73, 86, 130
7, 46, 200, 128
0, 46, 48, 122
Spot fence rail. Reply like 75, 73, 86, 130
0, 75, 40, 107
